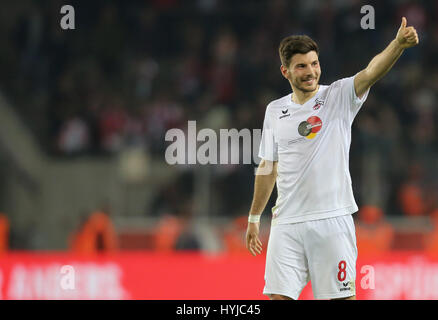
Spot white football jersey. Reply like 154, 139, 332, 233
258, 75, 369, 224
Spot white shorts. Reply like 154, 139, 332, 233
263, 214, 357, 300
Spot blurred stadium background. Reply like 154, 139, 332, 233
0, 0, 437, 299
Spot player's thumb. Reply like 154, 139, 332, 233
400, 17, 407, 29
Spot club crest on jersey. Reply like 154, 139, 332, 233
298, 116, 322, 139
313, 98, 324, 110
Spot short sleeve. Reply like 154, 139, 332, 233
258, 107, 278, 162
337, 75, 370, 122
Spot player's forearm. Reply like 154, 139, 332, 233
364, 39, 404, 84
249, 161, 277, 216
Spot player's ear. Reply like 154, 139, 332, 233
280, 65, 289, 79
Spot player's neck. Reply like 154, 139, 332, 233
291, 85, 320, 105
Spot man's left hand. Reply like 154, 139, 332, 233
396, 17, 419, 49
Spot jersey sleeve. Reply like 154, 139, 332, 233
258, 106, 278, 162
337, 74, 370, 123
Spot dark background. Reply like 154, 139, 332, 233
0, 0, 436, 250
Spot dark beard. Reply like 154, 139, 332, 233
297, 85, 316, 93
295, 82, 318, 93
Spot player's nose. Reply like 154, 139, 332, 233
305, 65, 316, 76
306, 69, 316, 79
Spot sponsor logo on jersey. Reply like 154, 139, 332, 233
279, 108, 290, 119
287, 137, 305, 144
339, 281, 355, 293
297, 116, 323, 139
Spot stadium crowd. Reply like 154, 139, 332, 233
0, 0, 437, 233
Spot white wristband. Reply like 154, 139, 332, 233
248, 214, 261, 223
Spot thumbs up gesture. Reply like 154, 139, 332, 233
396, 17, 419, 49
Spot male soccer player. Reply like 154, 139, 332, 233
246, 17, 418, 300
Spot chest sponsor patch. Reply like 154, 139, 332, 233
297, 116, 323, 139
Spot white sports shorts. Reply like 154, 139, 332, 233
263, 214, 357, 300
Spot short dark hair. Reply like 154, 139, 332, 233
278, 35, 319, 68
